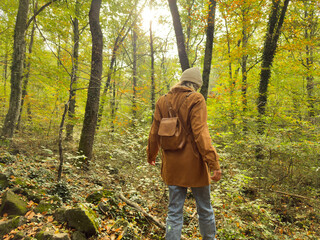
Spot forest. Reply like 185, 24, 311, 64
0, 0, 319, 239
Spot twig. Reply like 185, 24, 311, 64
117, 192, 165, 230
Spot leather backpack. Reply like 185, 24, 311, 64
158, 92, 193, 150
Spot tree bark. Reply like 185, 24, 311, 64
168, 0, 190, 71
200, 0, 216, 100
258, 0, 290, 118
256, 0, 290, 162
2, 0, 30, 138
17, 0, 38, 130
78, 0, 103, 163
132, 25, 138, 122
150, 2, 155, 115
304, 1, 315, 118
66, 0, 80, 141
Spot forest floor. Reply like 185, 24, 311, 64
0, 136, 320, 240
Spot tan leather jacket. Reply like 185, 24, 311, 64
147, 86, 220, 187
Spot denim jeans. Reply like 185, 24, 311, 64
166, 185, 217, 240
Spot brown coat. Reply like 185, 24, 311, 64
147, 86, 220, 187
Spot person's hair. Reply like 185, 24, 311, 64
180, 81, 199, 91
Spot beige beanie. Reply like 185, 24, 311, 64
179, 67, 203, 88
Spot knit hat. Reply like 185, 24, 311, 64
179, 67, 202, 88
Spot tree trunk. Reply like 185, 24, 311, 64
168, 0, 190, 71
97, 11, 135, 127
256, 0, 290, 162
200, 0, 216, 100
258, 0, 290, 119
132, 25, 138, 122
241, 4, 249, 132
78, 0, 103, 163
304, 1, 315, 118
150, 3, 155, 115
66, 0, 80, 141
17, 0, 38, 130
2, 0, 30, 138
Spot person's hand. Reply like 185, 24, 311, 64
149, 160, 155, 166
211, 169, 222, 182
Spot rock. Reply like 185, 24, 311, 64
53, 208, 67, 223
0, 173, 9, 190
0, 216, 26, 238
71, 231, 87, 240
35, 201, 55, 214
0, 190, 28, 216
35, 232, 70, 240
86, 191, 103, 204
52, 233, 71, 240
65, 203, 99, 237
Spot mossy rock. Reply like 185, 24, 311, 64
0, 173, 9, 190
65, 203, 99, 237
0, 216, 26, 237
35, 201, 55, 214
53, 208, 67, 223
71, 231, 87, 240
86, 191, 103, 204
0, 190, 28, 216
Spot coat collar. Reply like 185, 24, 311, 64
169, 86, 193, 94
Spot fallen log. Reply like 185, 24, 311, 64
117, 192, 166, 230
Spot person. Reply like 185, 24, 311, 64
147, 67, 222, 240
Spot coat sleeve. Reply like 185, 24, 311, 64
190, 95, 220, 171
147, 100, 161, 163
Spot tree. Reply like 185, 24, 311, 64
200, 0, 217, 100
1, 0, 30, 138
256, 0, 290, 162
78, 0, 103, 163
149, 0, 155, 114
258, 0, 290, 119
66, 0, 80, 141
168, 0, 190, 71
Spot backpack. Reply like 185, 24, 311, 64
158, 92, 193, 151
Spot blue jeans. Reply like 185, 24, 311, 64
166, 185, 217, 240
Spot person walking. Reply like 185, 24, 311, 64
147, 67, 222, 240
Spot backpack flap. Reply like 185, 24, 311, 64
158, 117, 178, 136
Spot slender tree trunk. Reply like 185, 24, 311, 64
97, 11, 135, 126
304, 1, 315, 118
17, 0, 37, 130
258, 0, 290, 119
111, 79, 116, 133
132, 25, 138, 122
256, 0, 290, 162
2, 0, 30, 138
200, 0, 216, 100
168, 0, 190, 71
185, 0, 195, 54
66, 0, 80, 141
78, 0, 103, 163
149, 2, 155, 115
241, 4, 249, 132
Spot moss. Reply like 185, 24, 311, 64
65, 204, 99, 237
0, 190, 27, 216
79, 203, 100, 232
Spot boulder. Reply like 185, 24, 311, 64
0, 173, 9, 190
86, 191, 103, 204
0, 216, 26, 238
71, 231, 87, 240
35, 232, 71, 240
0, 190, 28, 216
53, 208, 67, 223
65, 203, 99, 237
